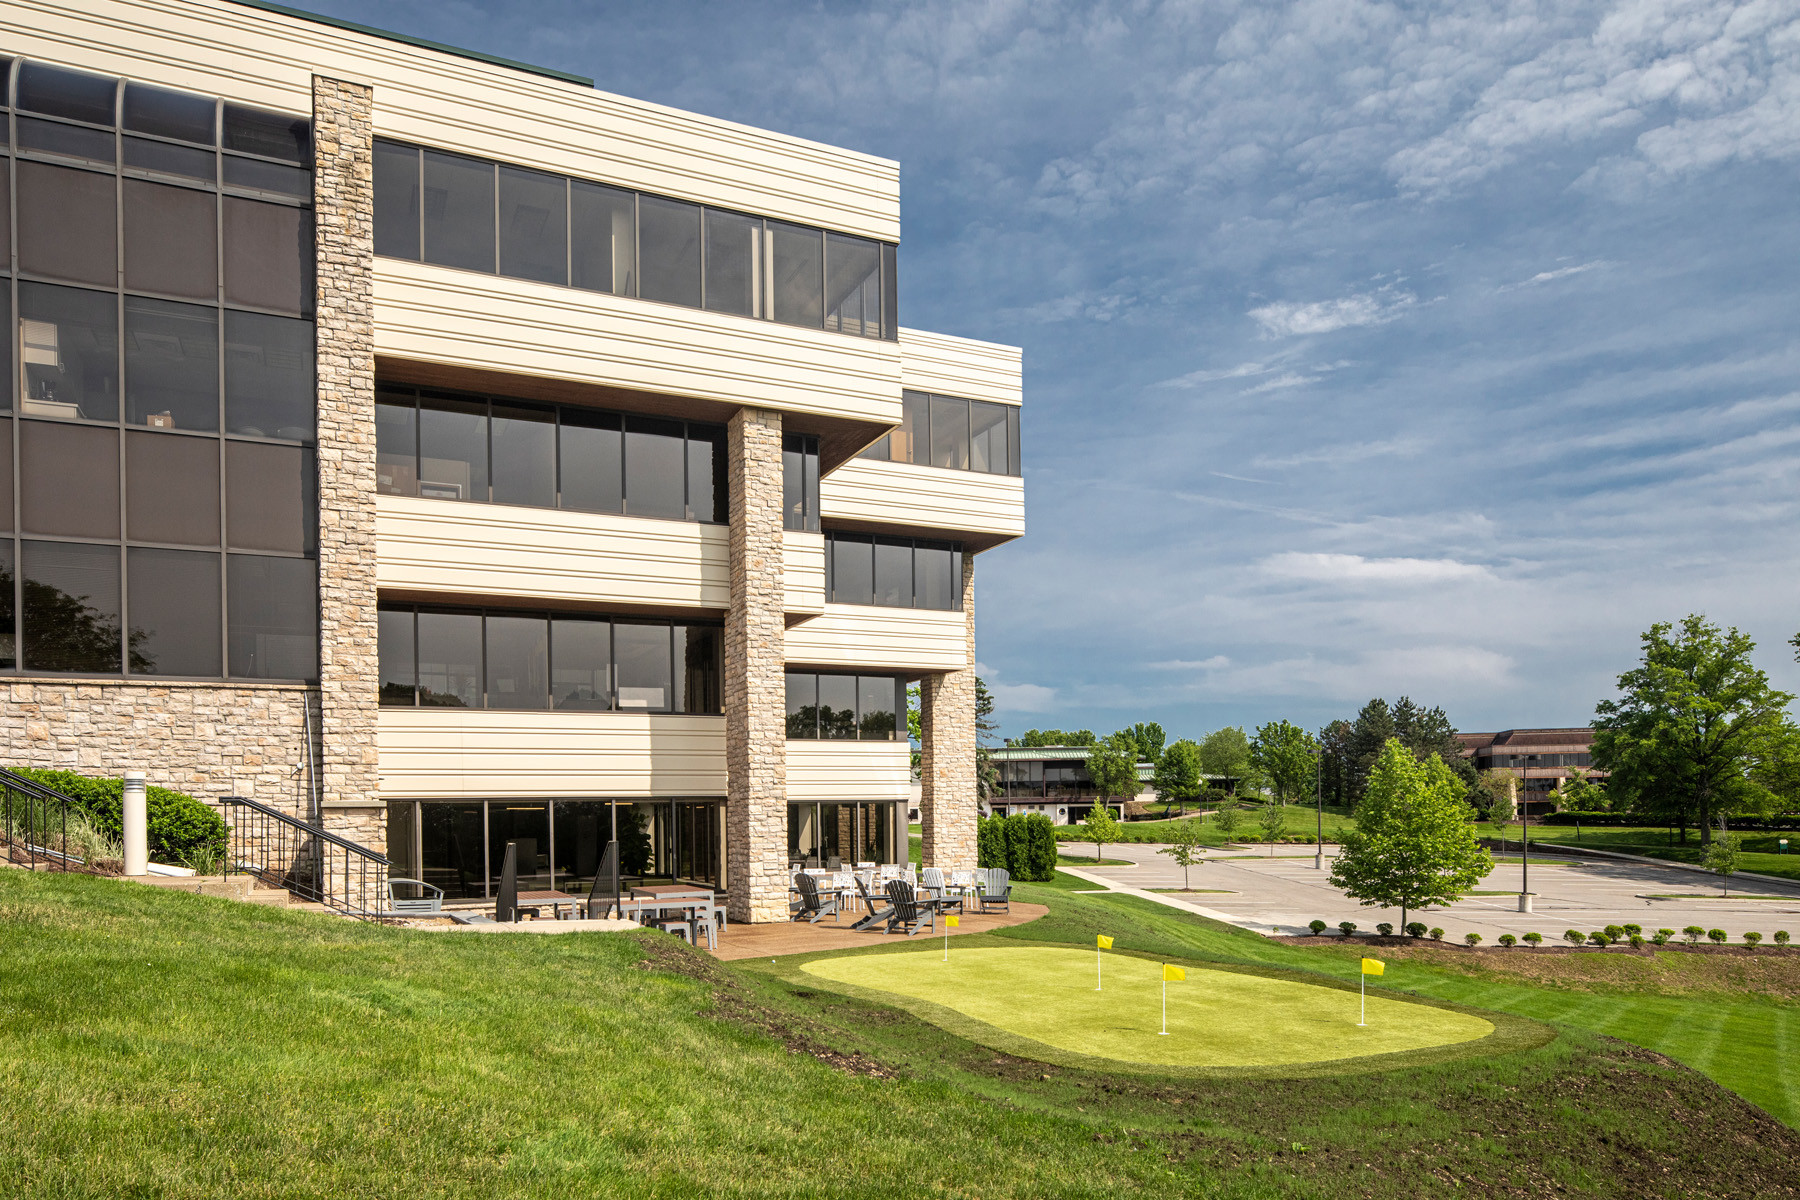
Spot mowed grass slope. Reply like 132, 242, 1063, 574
0, 868, 1797, 1198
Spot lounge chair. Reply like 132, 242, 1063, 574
921, 866, 962, 914
979, 867, 1010, 913
884, 879, 935, 936
792, 872, 839, 924
383, 878, 444, 917
852, 875, 894, 930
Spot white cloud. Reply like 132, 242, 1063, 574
1251, 437, 1421, 470
1152, 360, 1282, 388
1249, 289, 1417, 337
1147, 656, 1231, 671
1500, 260, 1609, 290
1258, 553, 1496, 585
987, 681, 1059, 713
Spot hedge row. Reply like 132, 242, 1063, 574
1540, 811, 1800, 831
976, 813, 1057, 882
6, 768, 227, 865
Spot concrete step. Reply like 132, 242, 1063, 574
245, 888, 293, 908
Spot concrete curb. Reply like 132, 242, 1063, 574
1507, 841, 1800, 896
1056, 863, 1256, 928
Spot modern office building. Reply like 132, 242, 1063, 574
0, 0, 1024, 921
1457, 728, 1603, 814
982, 746, 1145, 825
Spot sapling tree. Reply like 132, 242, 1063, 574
1082, 804, 1124, 865
1157, 821, 1207, 890
1213, 798, 1242, 839
1705, 832, 1743, 896
1255, 802, 1286, 853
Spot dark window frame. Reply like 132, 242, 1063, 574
783, 669, 906, 741
861, 389, 1022, 477
825, 532, 962, 611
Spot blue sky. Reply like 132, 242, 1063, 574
319, 0, 1800, 742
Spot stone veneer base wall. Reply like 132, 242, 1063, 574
919, 553, 978, 870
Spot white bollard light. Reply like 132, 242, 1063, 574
123, 771, 148, 877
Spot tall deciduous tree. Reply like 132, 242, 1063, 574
1152, 738, 1204, 815
1250, 720, 1319, 806
1329, 739, 1492, 931
1593, 615, 1796, 845
1014, 729, 1097, 748
1120, 721, 1167, 765
1199, 726, 1257, 795
1157, 821, 1207, 889
1085, 733, 1140, 804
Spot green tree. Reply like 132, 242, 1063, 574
1393, 696, 1476, 786
1212, 796, 1241, 838
1255, 801, 1286, 852
1250, 720, 1318, 806
907, 683, 922, 780
1346, 699, 1397, 802
975, 677, 999, 802
1329, 739, 1493, 931
1705, 832, 1743, 896
1157, 821, 1206, 889
1558, 769, 1609, 812
1013, 729, 1097, 748
1199, 726, 1257, 795
1469, 770, 1516, 825
1120, 721, 1167, 764
1082, 804, 1124, 864
1318, 719, 1354, 806
1152, 738, 1204, 815
1085, 733, 1140, 804
1593, 615, 1796, 844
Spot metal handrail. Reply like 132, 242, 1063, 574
220, 794, 390, 920
0, 767, 85, 872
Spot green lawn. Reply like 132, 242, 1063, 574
1481, 823, 1800, 885
3, 867, 1799, 1197
1056, 805, 1359, 847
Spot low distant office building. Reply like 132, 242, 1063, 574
980, 746, 1147, 825
1457, 728, 1604, 814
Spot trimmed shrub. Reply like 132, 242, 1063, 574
1375, 922, 1393, 937
6, 768, 226, 866
1464, 932, 1481, 947
1776, 931, 1790, 946
1629, 934, 1644, 949
1604, 925, 1625, 942
1683, 926, 1706, 945
1587, 931, 1610, 948
1498, 934, 1516, 948
1338, 921, 1357, 937
1522, 932, 1543, 947
1308, 919, 1328, 936
1428, 927, 1445, 941
1563, 929, 1585, 946
1744, 932, 1763, 948
1622, 923, 1643, 938
1707, 928, 1727, 945
1014, 813, 1058, 882
976, 816, 1008, 870
1405, 922, 1427, 939
1653, 929, 1674, 945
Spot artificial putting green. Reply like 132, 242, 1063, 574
801, 945, 1493, 1068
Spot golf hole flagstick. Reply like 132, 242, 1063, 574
1160, 963, 1184, 1035
943, 913, 959, 960
1096, 934, 1112, 990
1359, 957, 1384, 1026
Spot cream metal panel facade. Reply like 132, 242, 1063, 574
821, 459, 1024, 542
376, 494, 729, 609
783, 530, 826, 618
784, 605, 970, 673
378, 709, 726, 799
6, 0, 900, 239
375, 262, 901, 426
899, 328, 1023, 407
785, 741, 911, 804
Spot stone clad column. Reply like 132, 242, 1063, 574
311, 77, 382, 849
920, 552, 977, 870
726, 408, 787, 921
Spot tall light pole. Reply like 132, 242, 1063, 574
1313, 744, 1324, 870
1517, 772, 1533, 913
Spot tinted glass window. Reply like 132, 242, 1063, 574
223, 310, 314, 441
673, 625, 720, 714
859, 675, 898, 740
422, 149, 494, 273
126, 431, 220, 546
17, 62, 116, 125
124, 298, 218, 431
484, 612, 548, 709
498, 165, 566, 285
856, 433, 889, 463
551, 616, 610, 710
226, 553, 316, 679
623, 415, 685, 520
881, 243, 898, 340
226, 441, 315, 553
20, 420, 118, 538
122, 82, 214, 144
1006, 406, 1021, 476
930, 395, 970, 470
825, 234, 880, 337
418, 394, 487, 501
222, 155, 309, 201
379, 607, 416, 705
372, 140, 421, 260
570, 181, 635, 295
558, 407, 621, 513
223, 198, 313, 315
687, 426, 724, 524
16, 116, 113, 165
0, 161, 9, 268
22, 540, 120, 673
17, 162, 117, 286
375, 393, 418, 496
703, 210, 759, 317
898, 391, 929, 465
830, 535, 872, 605
222, 104, 310, 164
21, 282, 119, 421
123, 136, 214, 183
818, 674, 857, 740
0, 542, 13, 669
614, 621, 671, 711
417, 609, 481, 707
916, 542, 959, 610
785, 672, 818, 738
122, 180, 217, 299
769, 222, 822, 328
0, 422, 10, 529
970, 400, 1009, 475
783, 434, 807, 531
127, 547, 221, 676
873, 539, 913, 607
637, 196, 700, 308
489, 401, 555, 508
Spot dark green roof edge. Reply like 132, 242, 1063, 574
224, 0, 596, 88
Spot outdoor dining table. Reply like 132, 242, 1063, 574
513, 889, 583, 919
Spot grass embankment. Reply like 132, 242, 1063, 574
1057, 854, 1134, 867
1055, 805, 1359, 847
2, 869, 1798, 1197
1481, 823, 1800, 885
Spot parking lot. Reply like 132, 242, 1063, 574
1064, 842, 1800, 943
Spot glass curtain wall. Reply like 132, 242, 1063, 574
0, 58, 320, 679
787, 800, 898, 867
859, 390, 1021, 478
824, 535, 962, 610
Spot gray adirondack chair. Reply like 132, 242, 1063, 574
384, 878, 444, 916
852, 874, 894, 930
884, 879, 935, 936
979, 867, 1010, 913
792, 871, 839, 923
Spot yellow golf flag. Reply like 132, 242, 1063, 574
1097, 935, 1113, 949
944, 914, 960, 928
1162, 964, 1185, 982
1361, 958, 1384, 976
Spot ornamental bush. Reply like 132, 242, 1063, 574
1376, 922, 1394, 937
1604, 924, 1625, 942
1653, 929, 1674, 945
1622, 923, 1642, 938
1777, 931, 1791, 945
1008, 813, 1059, 882
1629, 934, 1644, 949
1708, 928, 1727, 944
1683, 926, 1706, 945
6, 768, 226, 866
1498, 934, 1517, 948
1464, 932, 1482, 947
1309, 919, 1328, 935
1565, 929, 1587, 946
1522, 932, 1543, 947
1587, 931, 1610, 947
976, 816, 1008, 870
1429, 927, 1445, 941
1744, 931, 1763, 948
1405, 922, 1427, 938
1339, 921, 1358, 937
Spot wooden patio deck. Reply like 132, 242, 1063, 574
708, 901, 1047, 961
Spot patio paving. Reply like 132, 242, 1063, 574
708, 901, 1048, 960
